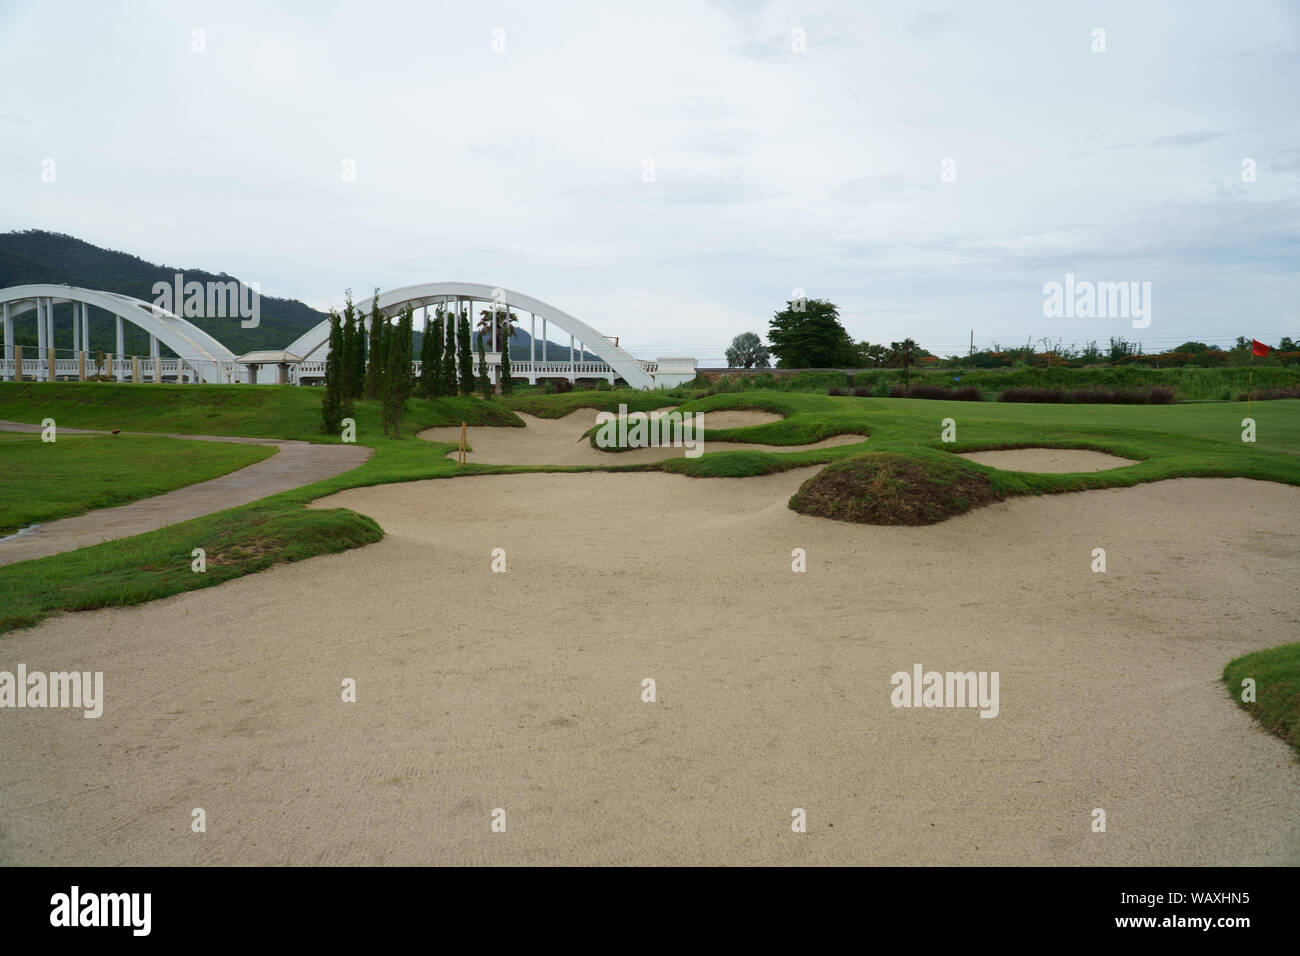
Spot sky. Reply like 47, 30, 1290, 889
2, 0, 1297, 363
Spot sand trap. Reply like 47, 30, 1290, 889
2, 474, 1297, 866
419, 410, 861, 465
957, 448, 1136, 473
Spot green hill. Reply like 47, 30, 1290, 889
0, 230, 326, 356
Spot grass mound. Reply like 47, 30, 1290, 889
1223, 643, 1300, 755
789, 452, 1007, 525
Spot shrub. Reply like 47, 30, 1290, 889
852, 386, 872, 397
998, 386, 1174, 404
888, 384, 983, 401
827, 386, 845, 396
1238, 385, 1300, 401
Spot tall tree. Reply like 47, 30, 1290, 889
457, 311, 474, 395
725, 332, 771, 369
321, 310, 343, 434
364, 291, 384, 399
767, 298, 857, 368
340, 290, 358, 402
889, 338, 920, 389
476, 337, 492, 398
499, 326, 513, 395
382, 306, 414, 437
441, 306, 458, 398
420, 308, 443, 397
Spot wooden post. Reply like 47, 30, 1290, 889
106, 352, 114, 382
458, 421, 467, 466
48, 347, 56, 382
78, 351, 86, 381
13, 344, 21, 381
132, 356, 141, 384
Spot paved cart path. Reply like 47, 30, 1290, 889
0, 421, 370, 567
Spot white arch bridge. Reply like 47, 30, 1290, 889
0, 281, 696, 389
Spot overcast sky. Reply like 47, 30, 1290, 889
2, 0, 1297, 361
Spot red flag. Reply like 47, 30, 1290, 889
1251, 339, 1271, 357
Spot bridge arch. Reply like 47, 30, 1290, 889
287, 281, 657, 390
0, 284, 238, 383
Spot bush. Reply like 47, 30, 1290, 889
888, 384, 983, 401
998, 386, 1174, 404
852, 386, 872, 397
827, 386, 845, 396
1239, 385, 1300, 401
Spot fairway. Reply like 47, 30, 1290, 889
0, 430, 273, 536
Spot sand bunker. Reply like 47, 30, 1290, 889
957, 448, 1136, 473
2, 473, 1297, 865
419, 410, 861, 465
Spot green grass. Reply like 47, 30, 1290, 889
680, 364, 1300, 402
1223, 644, 1300, 755
500, 389, 678, 418
0, 432, 274, 535
0, 381, 521, 441
3, 387, 1300, 634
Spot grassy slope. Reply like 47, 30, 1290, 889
1223, 644, 1300, 755
0, 432, 274, 535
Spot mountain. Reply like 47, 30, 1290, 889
0, 230, 326, 356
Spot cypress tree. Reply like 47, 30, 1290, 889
383, 306, 415, 437
364, 291, 383, 400
321, 310, 343, 434
499, 320, 513, 395
350, 292, 365, 398
420, 309, 442, 397
477, 337, 491, 398
340, 290, 357, 402
457, 311, 474, 395
441, 306, 457, 398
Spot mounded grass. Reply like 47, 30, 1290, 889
789, 451, 1007, 525
1223, 644, 1300, 755
501, 389, 678, 418
0, 432, 274, 535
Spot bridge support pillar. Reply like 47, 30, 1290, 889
73, 302, 80, 353
36, 299, 46, 380
150, 335, 160, 382
115, 315, 124, 365
81, 303, 89, 352
2, 301, 11, 380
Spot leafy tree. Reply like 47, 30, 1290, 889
855, 341, 889, 367
364, 291, 384, 400
478, 306, 518, 392
457, 311, 474, 395
725, 332, 771, 368
1171, 341, 1212, 353
889, 338, 921, 388
477, 338, 492, 397
1280, 336, 1297, 352
441, 306, 458, 397
321, 310, 344, 434
767, 298, 857, 368
420, 309, 443, 397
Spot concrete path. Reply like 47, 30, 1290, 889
0, 421, 371, 567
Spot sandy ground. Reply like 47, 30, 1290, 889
0, 421, 371, 567
1, 469, 1297, 866
957, 448, 1138, 473
419, 410, 863, 465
